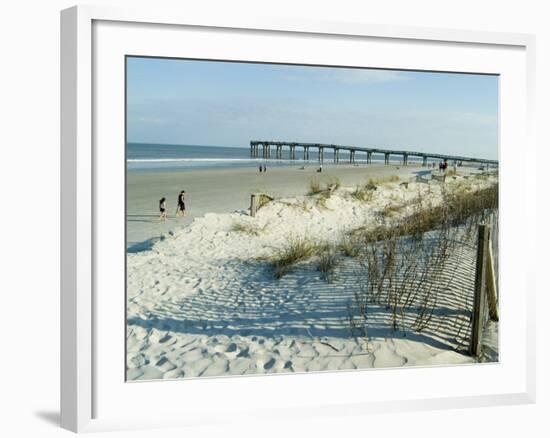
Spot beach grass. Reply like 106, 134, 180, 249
350, 184, 375, 202
354, 181, 498, 242
308, 179, 324, 195
230, 221, 262, 236
339, 236, 361, 257
368, 175, 400, 186
318, 244, 339, 283
271, 237, 320, 279
380, 202, 408, 218
308, 177, 341, 195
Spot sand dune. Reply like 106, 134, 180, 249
126, 169, 498, 381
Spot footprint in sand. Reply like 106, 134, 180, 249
237, 347, 250, 358
129, 353, 149, 368
155, 356, 176, 372
213, 342, 239, 357
263, 357, 276, 370
228, 358, 251, 375
372, 343, 408, 368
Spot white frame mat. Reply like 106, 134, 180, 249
61, 5, 536, 433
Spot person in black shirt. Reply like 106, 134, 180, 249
159, 197, 167, 222
176, 190, 186, 217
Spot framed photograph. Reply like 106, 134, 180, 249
61, 5, 536, 433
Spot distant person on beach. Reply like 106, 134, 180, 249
259, 164, 263, 173
176, 190, 186, 217
159, 197, 167, 222
263, 164, 267, 173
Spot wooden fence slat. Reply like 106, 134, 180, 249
486, 243, 499, 321
470, 224, 490, 356
250, 194, 258, 217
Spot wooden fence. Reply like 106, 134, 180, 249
469, 217, 499, 356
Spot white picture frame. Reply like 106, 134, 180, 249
60, 4, 536, 433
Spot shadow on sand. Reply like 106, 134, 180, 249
127, 235, 166, 253
127, 249, 475, 355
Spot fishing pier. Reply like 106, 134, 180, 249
250, 140, 498, 167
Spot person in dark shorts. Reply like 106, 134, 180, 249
159, 197, 167, 222
176, 190, 186, 217
259, 164, 263, 173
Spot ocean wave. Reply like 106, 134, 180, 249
127, 158, 259, 163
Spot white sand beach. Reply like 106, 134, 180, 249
126, 164, 498, 380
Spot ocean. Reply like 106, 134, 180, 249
127, 142, 432, 172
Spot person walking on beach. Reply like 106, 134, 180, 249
263, 164, 267, 173
259, 164, 263, 174
159, 197, 167, 222
176, 190, 186, 217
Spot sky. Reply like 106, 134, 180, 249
126, 57, 499, 159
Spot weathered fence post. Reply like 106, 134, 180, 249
470, 224, 490, 356
250, 194, 258, 217
486, 243, 499, 321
